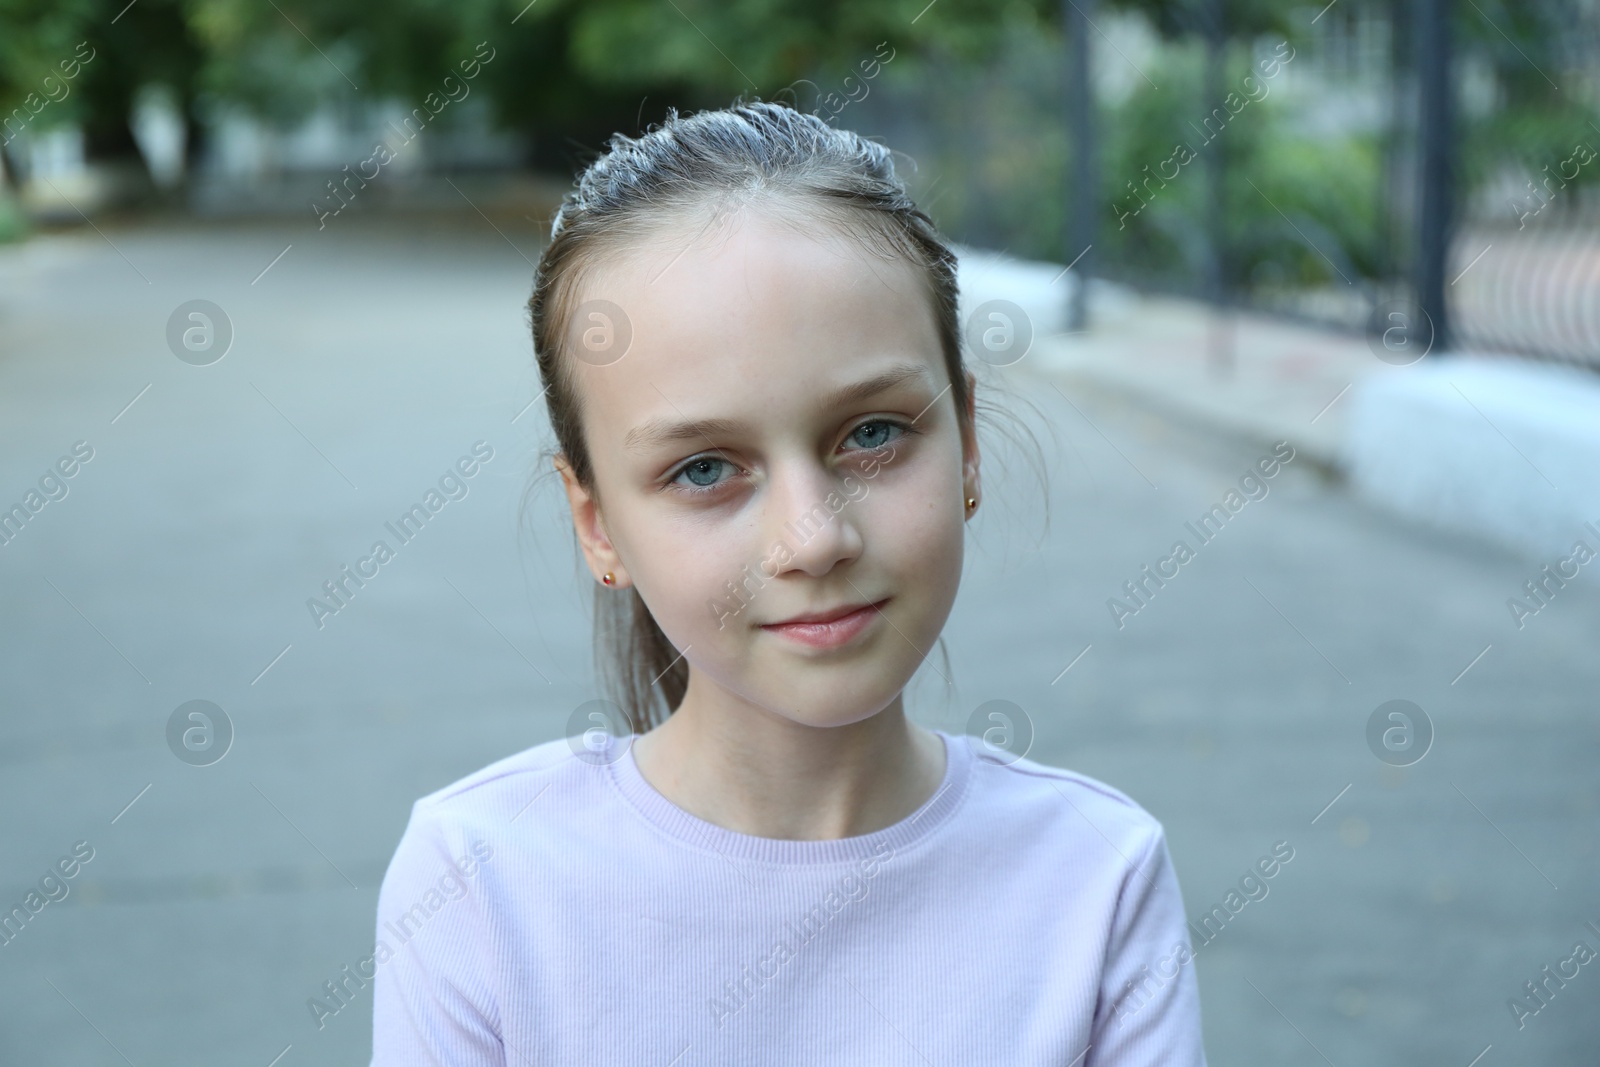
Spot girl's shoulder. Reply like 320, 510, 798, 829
959, 740, 1169, 857
395, 735, 597, 846
416, 736, 578, 808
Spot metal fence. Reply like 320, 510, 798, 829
840, 0, 1600, 372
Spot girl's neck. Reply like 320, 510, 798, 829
629, 696, 947, 841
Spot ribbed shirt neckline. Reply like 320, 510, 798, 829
604, 728, 974, 866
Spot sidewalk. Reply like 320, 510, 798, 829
952, 248, 1374, 473
1026, 289, 1370, 473
955, 249, 1600, 560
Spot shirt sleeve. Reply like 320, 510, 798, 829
1086, 822, 1207, 1067
370, 800, 504, 1067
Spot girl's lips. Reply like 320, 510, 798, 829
760, 598, 889, 649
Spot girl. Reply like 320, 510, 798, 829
371, 100, 1206, 1065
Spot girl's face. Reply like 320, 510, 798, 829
557, 205, 979, 731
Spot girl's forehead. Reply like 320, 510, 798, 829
568, 215, 943, 434
575, 210, 930, 348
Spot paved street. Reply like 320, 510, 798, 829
1, 215, 1596, 1066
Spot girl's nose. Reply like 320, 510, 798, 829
763, 460, 865, 577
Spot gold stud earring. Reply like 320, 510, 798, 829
602, 572, 615, 586
965, 497, 977, 511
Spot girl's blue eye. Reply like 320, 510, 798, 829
848, 419, 903, 452
672, 456, 731, 493
663, 418, 913, 497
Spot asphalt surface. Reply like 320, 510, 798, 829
1, 214, 1596, 1066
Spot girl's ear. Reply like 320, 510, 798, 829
554, 456, 629, 588
961, 368, 981, 505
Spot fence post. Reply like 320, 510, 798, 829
1202, 0, 1233, 377
1415, 0, 1454, 352
1066, 0, 1097, 332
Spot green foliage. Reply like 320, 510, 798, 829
0, 188, 28, 241
557, 0, 1043, 99
1237, 128, 1381, 287
1463, 101, 1600, 198
1098, 41, 1210, 278
1453, 0, 1569, 110
1110, 0, 1296, 41
0, 0, 1049, 152
194, 34, 338, 126
1097, 38, 1382, 290
879, 23, 1070, 257
0, 0, 103, 129
879, 20, 1384, 295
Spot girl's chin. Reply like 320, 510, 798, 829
754, 692, 902, 731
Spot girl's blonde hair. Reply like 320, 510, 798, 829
529, 99, 979, 735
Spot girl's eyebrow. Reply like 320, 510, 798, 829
622, 361, 934, 454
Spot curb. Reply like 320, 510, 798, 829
1022, 335, 1348, 480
